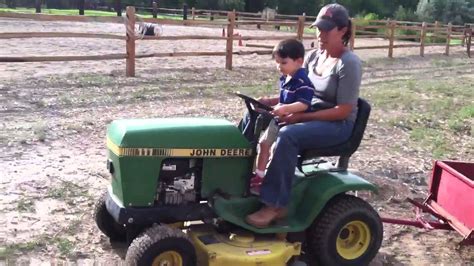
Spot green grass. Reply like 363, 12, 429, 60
363, 77, 474, 158
0, 7, 116, 16
47, 179, 92, 206
16, 197, 35, 213
0, 7, 183, 20
0, 236, 48, 259
0, 235, 76, 259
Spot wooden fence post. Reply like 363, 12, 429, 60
434, 21, 440, 43
183, 3, 188, 20
467, 25, 472, 58
152, 1, 158, 19
420, 22, 427, 57
445, 22, 452, 56
388, 21, 395, 58
115, 0, 122, 17
191, 7, 195, 20
385, 18, 391, 39
225, 12, 236, 70
296, 15, 305, 41
126, 6, 136, 77
461, 24, 468, 47
78, 0, 85, 15
349, 18, 356, 50
35, 0, 41, 13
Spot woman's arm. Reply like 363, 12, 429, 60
280, 103, 353, 124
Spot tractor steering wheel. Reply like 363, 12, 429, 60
235, 93, 275, 143
235, 93, 273, 113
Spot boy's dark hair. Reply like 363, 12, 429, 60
272, 39, 305, 60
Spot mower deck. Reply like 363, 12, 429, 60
188, 224, 301, 266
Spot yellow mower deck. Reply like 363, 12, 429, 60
188, 224, 301, 266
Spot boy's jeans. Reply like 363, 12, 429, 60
259, 119, 354, 208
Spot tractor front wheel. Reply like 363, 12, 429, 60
125, 224, 196, 266
306, 194, 383, 266
94, 190, 126, 241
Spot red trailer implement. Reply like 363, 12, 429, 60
382, 160, 474, 245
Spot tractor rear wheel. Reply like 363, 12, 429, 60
125, 224, 196, 266
94, 190, 126, 241
305, 194, 383, 266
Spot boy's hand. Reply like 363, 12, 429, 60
271, 104, 290, 117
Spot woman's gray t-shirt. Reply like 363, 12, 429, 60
304, 49, 362, 122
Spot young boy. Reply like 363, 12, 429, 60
251, 39, 314, 191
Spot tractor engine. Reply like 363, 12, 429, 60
156, 159, 201, 205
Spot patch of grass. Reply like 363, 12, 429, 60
47, 180, 91, 204
64, 219, 82, 235
0, 7, 183, 20
54, 238, 74, 256
233, 83, 276, 97
431, 59, 455, 68
16, 197, 35, 213
33, 122, 48, 142
364, 57, 398, 67
0, 236, 48, 259
0, 8, 115, 16
363, 76, 473, 158
0, 234, 76, 259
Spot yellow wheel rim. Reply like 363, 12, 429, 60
336, 220, 371, 260
152, 251, 183, 266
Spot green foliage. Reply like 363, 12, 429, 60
394, 5, 418, 21
217, 0, 244, 11
4, 0, 474, 21
416, 0, 474, 24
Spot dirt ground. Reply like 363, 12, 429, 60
0, 18, 473, 265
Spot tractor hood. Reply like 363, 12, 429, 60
107, 118, 251, 150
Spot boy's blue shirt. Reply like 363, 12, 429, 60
279, 68, 315, 111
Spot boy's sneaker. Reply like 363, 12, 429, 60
250, 173, 264, 195
250, 174, 264, 188
250, 186, 261, 195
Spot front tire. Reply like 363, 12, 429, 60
306, 194, 383, 266
125, 224, 196, 266
94, 190, 126, 241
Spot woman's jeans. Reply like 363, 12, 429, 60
259, 119, 354, 208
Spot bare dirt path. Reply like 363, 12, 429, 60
0, 18, 473, 265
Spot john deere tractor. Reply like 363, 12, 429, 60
94, 93, 383, 265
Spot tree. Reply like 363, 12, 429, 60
416, 0, 473, 24
218, 0, 244, 10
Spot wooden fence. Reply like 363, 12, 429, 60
0, 7, 472, 77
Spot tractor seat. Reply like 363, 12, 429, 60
298, 98, 371, 171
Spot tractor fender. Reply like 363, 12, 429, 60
287, 171, 377, 231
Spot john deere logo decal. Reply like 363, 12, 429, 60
107, 138, 252, 158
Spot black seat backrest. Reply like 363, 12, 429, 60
301, 98, 371, 168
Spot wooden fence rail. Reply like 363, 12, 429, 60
0, 8, 472, 77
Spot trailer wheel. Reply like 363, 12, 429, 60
306, 194, 383, 266
125, 224, 196, 266
93, 190, 126, 241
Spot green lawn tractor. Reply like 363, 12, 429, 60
94, 93, 383, 266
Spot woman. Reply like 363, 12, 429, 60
246, 3, 362, 228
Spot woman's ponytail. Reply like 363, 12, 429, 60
341, 19, 352, 47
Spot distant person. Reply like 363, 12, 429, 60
250, 39, 314, 193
